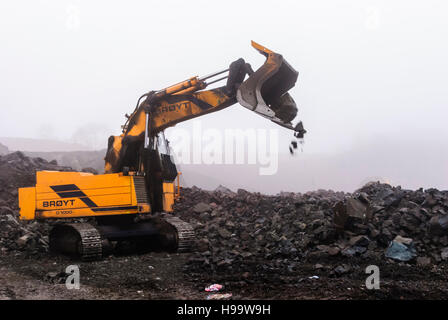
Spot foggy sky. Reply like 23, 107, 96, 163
0, 0, 447, 191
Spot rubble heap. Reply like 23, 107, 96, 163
175, 183, 448, 275
0, 152, 71, 253
0, 143, 8, 155
1, 151, 448, 275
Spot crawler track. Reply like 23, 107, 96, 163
165, 216, 195, 253
49, 223, 102, 261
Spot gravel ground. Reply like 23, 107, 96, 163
1, 152, 448, 300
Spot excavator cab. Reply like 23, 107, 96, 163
237, 41, 300, 130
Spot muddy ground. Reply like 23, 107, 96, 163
1, 249, 447, 300
1, 152, 448, 300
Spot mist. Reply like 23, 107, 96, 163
0, 0, 447, 193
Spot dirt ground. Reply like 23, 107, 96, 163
2, 152, 448, 300
1, 249, 447, 300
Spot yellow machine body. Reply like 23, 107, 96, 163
19, 171, 177, 220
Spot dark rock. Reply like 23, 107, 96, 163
16, 234, 32, 247
214, 185, 234, 195
169, 175, 448, 274
0, 143, 9, 155
429, 215, 448, 236
217, 228, 232, 239
416, 257, 431, 267
333, 196, 369, 230
45, 271, 68, 284
385, 236, 417, 261
441, 248, 448, 261
349, 235, 370, 247
197, 239, 210, 252
334, 264, 351, 276
193, 202, 212, 214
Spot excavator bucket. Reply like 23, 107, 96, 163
237, 41, 299, 130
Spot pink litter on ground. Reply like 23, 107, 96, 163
205, 284, 223, 292
206, 293, 233, 300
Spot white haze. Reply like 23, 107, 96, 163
0, 0, 447, 192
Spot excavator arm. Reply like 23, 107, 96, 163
105, 74, 241, 173
105, 41, 305, 174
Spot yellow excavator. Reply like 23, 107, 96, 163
18, 41, 306, 260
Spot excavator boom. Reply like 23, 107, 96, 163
105, 41, 303, 174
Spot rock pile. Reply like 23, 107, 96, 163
175, 182, 448, 275
0, 152, 71, 254
0, 143, 8, 155
1, 151, 448, 275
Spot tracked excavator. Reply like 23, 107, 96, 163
18, 41, 306, 260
